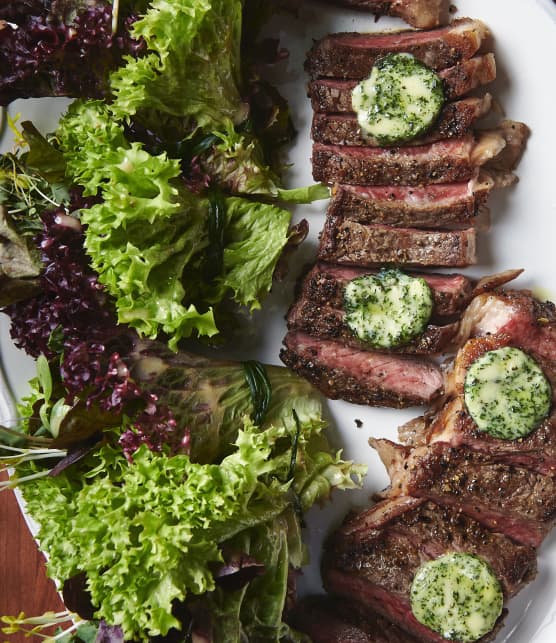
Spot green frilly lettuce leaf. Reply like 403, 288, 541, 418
110, 0, 244, 129
56, 101, 292, 348
21, 408, 363, 640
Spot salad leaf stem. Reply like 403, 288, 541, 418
0, 468, 53, 490
1, 610, 82, 640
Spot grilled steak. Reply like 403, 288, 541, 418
316, 0, 450, 29
308, 54, 497, 112
456, 290, 556, 362
372, 439, 556, 548
323, 496, 536, 643
402, 329, 556, 465
312, 134, 502, 186
280, 331, 443, 407
297, 262, 474, 318
305, 18, 490, 79
318, 216, 477, 267
406, 396, 556, 477
287, 595, 420, 643
311, 95, 492, 147
327, 174, 494, 229
287, 297, 459, 354
441, 52, 497, 100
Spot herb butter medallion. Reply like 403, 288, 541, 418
352, 52, 445, 145
343, 268, 433, 348
464, 346, 552, 440
410, 552, 503, 642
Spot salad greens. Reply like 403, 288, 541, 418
4, 347, 364, 641
56, 98, 294, 346
0, 1, 355, 641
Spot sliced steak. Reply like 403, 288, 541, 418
318, 216, 477, 267
407, 397, 556, 477
312, 134, 502, 186
287, 595, 421, 643
280, 331, 443, 407
323, 497, 535, 643
305, 18, 491, 79
311, 95, 492, 146
316, 0, 450, 29
308, 54, 497, 112
441, 52, 497, 100
287, 297, 459, 354
296, 262, 474, 319
456, 290, 556, 362
328, 174, 494, 229
372, 439, 556, 548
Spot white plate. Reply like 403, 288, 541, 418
1, 1, 556, 640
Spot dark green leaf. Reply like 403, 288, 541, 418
243, 360, 272, 426
21, 121, 67, 183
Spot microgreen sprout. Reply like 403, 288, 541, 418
1, 610, 83, 641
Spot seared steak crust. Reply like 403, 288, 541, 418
323, 497, 536, 642
297, 262, 474, 318
308, 54, 497, 112
287, 595, 419, 643
305, 18, 490, 79
410, 397, 556, 477
311, 95, 492, 147
373, 439, 556, 547
318, 216, 477, 267
328, 176, 493, 229
280, 331, 443, 407
286, 298, 458, 354
441, 52, 497, 100
317, 0, 450, 29
312, 138, 477, 186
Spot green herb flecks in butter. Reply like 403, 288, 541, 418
464, 346, 552, 440
410, 552, 503, 642
352, 52, 445, 145
343, 268, 433, 349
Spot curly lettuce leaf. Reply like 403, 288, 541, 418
21, 406, 358, 641
110, 0, 243, 128
13, 351, 364, 641
57, 101, 292, 348
213, 196, 291, 310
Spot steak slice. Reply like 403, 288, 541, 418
316, 0, 450, 29
311, 95, 492, 147
405, 397, 556, 477
308, 54, 497, 112
280, 331, 443, 407
305, 18, 491, 79
328, 174, 494, 229
312, 134, 503, 186
441, 52, 497, 100
286, 297, 459, 354
403, 332, 556, 473
456, 290, 556, 362
318, 216, 477, 267
323, 497, 535, 643
372, 439, 556, 548
297, 262, 474, 318
287, 595, 420, 643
